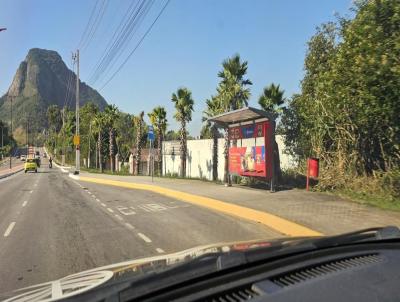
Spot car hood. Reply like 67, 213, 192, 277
1, 238, 292, 302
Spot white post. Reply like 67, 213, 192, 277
129, 153, 134, 174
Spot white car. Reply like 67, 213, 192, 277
20, 155, 26, 161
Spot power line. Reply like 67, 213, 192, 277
87, 0, 152, 85
81, 0, 109, 52
77, 0, 100, 49
99, 0, 170, 90
93, 0, 154, 84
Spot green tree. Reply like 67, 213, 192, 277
103, 104, 119, 172
92, 112, 106, 173
80, 102, 99, 168
258, 83, 285, 118
148, 106, 168, 175
114, 112, 135, 164
281, 0, 400, 190
171, 87, 194, 177
133, 111, 145, 175
216, 54, 252, 184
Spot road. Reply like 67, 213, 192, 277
0, 156, 281, 294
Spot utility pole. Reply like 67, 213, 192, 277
73, 50, 80, 173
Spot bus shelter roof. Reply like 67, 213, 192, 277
208, 107, 274, 126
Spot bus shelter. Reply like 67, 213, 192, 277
209, 107, 277, 192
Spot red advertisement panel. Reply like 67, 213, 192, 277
229, 146, 266, 177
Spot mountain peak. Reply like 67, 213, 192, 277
0, 48, 108, 142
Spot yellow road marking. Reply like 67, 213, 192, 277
79, 176, 322, 237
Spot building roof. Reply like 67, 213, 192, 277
208, 107, 274, 126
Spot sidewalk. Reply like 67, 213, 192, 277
75, 171, 400, 236
0, 162, 24, 179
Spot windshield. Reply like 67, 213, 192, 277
0, 0, 399, 297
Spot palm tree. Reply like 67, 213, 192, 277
103, 104, 119, 172
217, 54, 252, 185
258, 83, 285, 117
148, 106, 167, 176
202, 96, 223, 181
171, 87, 194, 178
258, 83, 285, 182
92, 112, 105, 173
133, 111, 144, 175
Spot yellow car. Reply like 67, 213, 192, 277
24, 158, 38, 173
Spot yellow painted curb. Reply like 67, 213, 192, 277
79, 176, 323, 237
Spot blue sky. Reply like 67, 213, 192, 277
0, 0, 353, 135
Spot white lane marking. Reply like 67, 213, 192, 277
116, 206, 136, 215
4, 222, 16, 237
51, 280, 63, 299
107, 208, 114, 213
29, 190, 33, 194
137, 233, 152, 243
92, 195, 96, 199
87, 191, 92, 195
156, 248, 165, 254
114, 214, 123, 221
34, 184, 37, 187
101, 203, 106, 207
138, 205, 151, 212
125, 223, 135, 230
96, 198, 100, 202
22, 201, 28, 207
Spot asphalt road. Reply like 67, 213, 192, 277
0, 156, 281, 294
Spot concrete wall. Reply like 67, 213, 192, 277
162, 135, 296, 181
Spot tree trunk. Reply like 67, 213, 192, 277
212, 125, 218, 181
180, 121, 186, 177
109, 128, 115, 173
135, 124, 142, 175
98, 131, 103, 173
158, 131, 163, 176
223, 128, 231, 185
95, 141, 98, 169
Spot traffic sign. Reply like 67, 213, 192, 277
73, 135, 80, 145
148, 126, 154, 141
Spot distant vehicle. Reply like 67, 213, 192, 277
20, 155, 26, 161
42, 152, 47, 158
24, 158, 37, 173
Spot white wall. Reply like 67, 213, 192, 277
163, 135, 296, 181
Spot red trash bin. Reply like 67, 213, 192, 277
307, 158, 319, 190
308, 158, 319, 178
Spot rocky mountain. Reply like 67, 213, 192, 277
0, 48, 107, 139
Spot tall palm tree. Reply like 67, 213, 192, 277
217, 54, 252, 185
171, 87, 194, 178
133, 111, 144, 175
258, 83, 285, 182
148, 106, 167, 176
93, 112, 105, 173
103, 104, 119, 172
258, 83, 285, 117
202, 96, 223, 181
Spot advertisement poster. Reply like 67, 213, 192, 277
229, 146, 266, 177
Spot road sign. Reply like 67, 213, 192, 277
148, 126, 154, 141
73, 135, 80, 145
